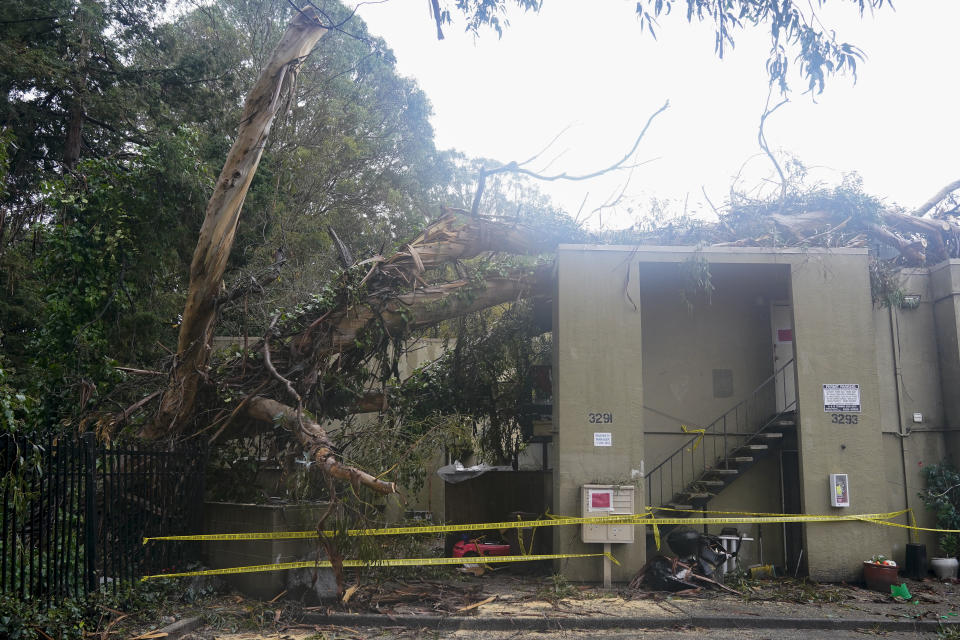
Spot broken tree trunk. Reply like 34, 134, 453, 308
243, 396, 397, 494
147, 8, 327, 439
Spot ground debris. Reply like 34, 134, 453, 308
344, 579, 491, 614
630, 530, 739, 595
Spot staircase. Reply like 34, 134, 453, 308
644, 360, 797, 545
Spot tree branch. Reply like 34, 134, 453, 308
149, 7, 328, 439
485, 100, 669, 184
915, 178, 960, 218
244, 396, 397, 494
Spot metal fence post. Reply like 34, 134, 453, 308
82, 432, 97, 594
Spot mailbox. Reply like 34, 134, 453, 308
581, 484, 635, 544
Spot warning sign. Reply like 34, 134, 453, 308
823, 384, 861, 412
593, 432, 612, 447
588, 489, 614, 511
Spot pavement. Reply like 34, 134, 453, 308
158, 572, 960, 638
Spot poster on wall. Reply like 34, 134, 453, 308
823, 384, 861, 412
593, 432, 612, 447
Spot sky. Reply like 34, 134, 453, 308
355, 0, 960, 229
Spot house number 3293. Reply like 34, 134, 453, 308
831, 413, 858, 424
588, 412, 613, 424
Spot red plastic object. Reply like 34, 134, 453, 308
452, 540, 512, 558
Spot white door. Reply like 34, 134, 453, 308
771, 302, 796, 413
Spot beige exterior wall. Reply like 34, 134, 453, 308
872, 269, 946, 558
639, 262, 785, 474
931, 261, 960, 461
706, 454, 785, 567
555, 245, 918, 582
553, 247, 646, 581
786, 251, 888, 580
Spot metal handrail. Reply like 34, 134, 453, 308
645, 358, 796, 508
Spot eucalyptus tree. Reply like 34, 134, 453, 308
440, 0, 889, 94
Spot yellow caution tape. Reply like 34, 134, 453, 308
141, 552, 619, 581
143, 513, 645, 544
680, 425, 706, 451
144, 508, 925, 545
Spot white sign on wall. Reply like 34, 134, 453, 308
823, 384, 861, 412
593, 432, 612, 447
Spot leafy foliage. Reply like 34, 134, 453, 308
444, 0, 887, 93
920, 463, 960, 557
396, 300, 550, 466
633, 0, 884, 93
439, 0, 543, 37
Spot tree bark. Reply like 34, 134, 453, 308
147, 8, 327, 439
244, 396, 397, 494
63, 1, 90, 172
291, 269, 550, 366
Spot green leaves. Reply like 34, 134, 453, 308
630, 0, 887, 94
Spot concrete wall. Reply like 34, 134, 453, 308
706, 454, 785, 568
873, 269, 946, 559
203, 502, 335, 600
554, 245, 911, 582
787, 251, 889, 581
639, 262, 785, 469
931, 261, 960, 461
553, 247, 646, 581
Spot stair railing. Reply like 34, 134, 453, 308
644, 358, 796, 510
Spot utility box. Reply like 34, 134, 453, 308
581, 484, 634, 544
830, 473, 850, 507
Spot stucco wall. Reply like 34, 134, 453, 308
639, 262, 785, 472
553, 247, 645, 581
787, 251, 889, 581
872, 269, 945, 559
553, 246, 960, 581
931, 261, 960, 461
706, 454, 786, 568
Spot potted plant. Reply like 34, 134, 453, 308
932, 534, 960, 579
920, 463, 960, 579
863, 554, 899, 591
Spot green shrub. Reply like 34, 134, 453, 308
919, 462, 960, 556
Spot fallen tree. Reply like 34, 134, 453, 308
135, 6, 566, 496
130, 4, 960, 501
618, 176, 960, 273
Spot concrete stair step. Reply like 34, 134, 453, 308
681, 492, 713, 499
698, 480, 726, 487
726, 456, 754, 463
742, 444, 769, 451
707, 468, 740, 475
758, 432, 783, 439
667, 503, 693, 510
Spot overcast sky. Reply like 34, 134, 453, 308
356, 1, 960, 229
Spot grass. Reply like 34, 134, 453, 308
534, 573, 580, 603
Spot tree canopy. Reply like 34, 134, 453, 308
441, 0, 890, 93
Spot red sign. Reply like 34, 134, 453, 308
777, 329, 793, 343
591, 491, 611, 509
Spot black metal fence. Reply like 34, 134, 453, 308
0, 433, 206, 601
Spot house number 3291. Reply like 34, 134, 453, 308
588, 412, 613, 424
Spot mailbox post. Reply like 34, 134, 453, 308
581, 485, 635, 587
